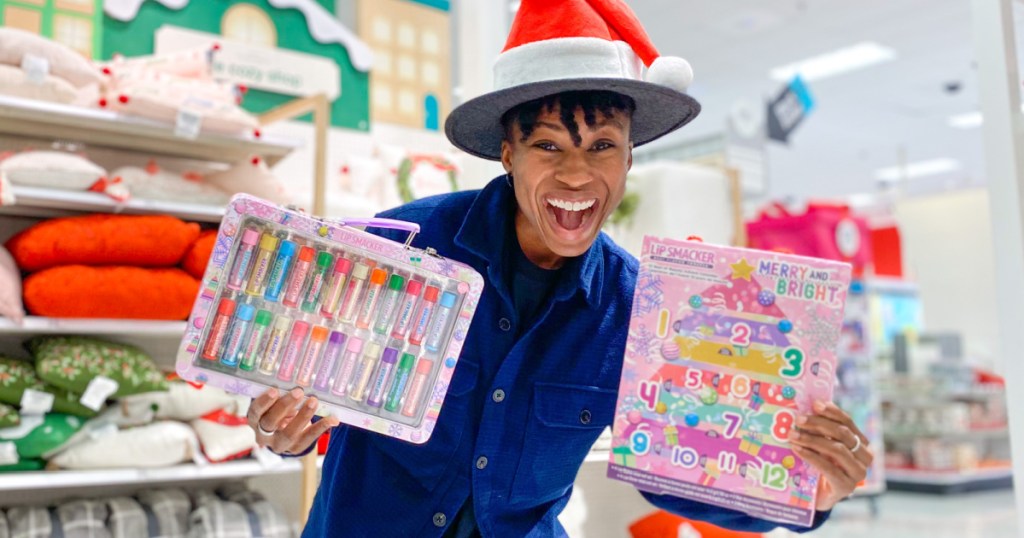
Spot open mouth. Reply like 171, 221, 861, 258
545, 197, 598, 235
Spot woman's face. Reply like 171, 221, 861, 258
501, 103, 632, 268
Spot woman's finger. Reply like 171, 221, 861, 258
792, 444, 856, 494
274, 397, 319, 453
292, 416, 341, 455
247, 387, 281, 429
789, 428, 866, 484
258, 387, 305, 433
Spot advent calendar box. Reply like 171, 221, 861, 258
608, 236, 851, 527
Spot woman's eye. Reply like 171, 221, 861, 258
536, 142, 559, 151
592, 142, 614, 151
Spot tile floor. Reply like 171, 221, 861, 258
783, 490, 1019, 538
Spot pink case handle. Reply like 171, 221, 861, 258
329, 217, 420, 248
332, 217, 420, 234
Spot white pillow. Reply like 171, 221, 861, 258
0, 28, 103, 88
1, 150, 107, 190
113, 165, 232, 205
107, 77, 257, 135
120, 382, 241, 422
50, 421, 199, 469
190, 410, 256, 463
204, 157, 292, 205
0, 64, 77, 104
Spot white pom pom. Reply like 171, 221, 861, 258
646, 56, 694, 92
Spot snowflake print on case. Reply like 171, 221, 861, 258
634, 270, 664, 317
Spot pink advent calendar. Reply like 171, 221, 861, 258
608, 236, 852, 527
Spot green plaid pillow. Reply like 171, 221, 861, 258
30, 337, 167, 398
0, 357, 97, 417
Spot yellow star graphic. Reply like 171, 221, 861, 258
731, 258, 756, 281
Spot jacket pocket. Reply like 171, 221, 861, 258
368, 357, 479, 493
509, 382, 615, 506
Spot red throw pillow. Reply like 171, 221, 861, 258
182, 230, 217, 279
6, 214, 200, 272
24, 266, 199, 320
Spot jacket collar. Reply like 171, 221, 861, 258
454, 176, 605, 309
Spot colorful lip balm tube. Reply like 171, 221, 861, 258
348, 342, 383, 403
240, 309, 274, 371
259, 315, 293, 375
276, 320, 310, 382
425, 291, 459, 353
356, 268, 389, 330
202, 298, 236, 361
331, 336, 364, 398
296, 325, 329, 387
283, 246, 315, 308
367, 347, 400, 408
227, 228, 260, 291
245, 234, 279, 297
391, 280, 424, 340
313, 331, 347, 392
338, 262, 371, 324
402, 358, 435, 418
408, 286, 439, 346
373, 274, 405, 336
302, 251, 336, 314
320, 257, 353, 318
264, 240, 298, 303
221, 303, 255, 368
385, 352, 417, 413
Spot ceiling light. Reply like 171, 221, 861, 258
948, 104, 1024, 129
770, 42, 896, 82
875, 158, 962, 182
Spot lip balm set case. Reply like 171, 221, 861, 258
176, 194, 484, 444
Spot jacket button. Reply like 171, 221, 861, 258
492, 389, 506, 403
498, 318, 512, 332
580, 409, 592, 424
476, 456, 489, 470
433, 512, 447, 527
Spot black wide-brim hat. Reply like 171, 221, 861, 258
444, 0, 702, 161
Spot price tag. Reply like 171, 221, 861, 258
80, 376, 119, 411
19, 389, 54, 416
175, 109, 203, 139
0, 442, 17, 466
20, 53, 50, 84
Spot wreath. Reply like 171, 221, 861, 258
396, 154, 459, 203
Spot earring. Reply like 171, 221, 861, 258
505, 173, 513, 186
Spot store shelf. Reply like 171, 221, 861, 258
0, 317, 186, 337
0, 456, 325, 506
0, 95, 299, 165
884, 427, 1009, 442
0, 186, 226, 223
886, 466, 1014, 494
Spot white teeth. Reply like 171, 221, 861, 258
547, 198, 596, 212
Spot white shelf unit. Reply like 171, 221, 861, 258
0, 317, 186, 336
0, 457, 325, 507
0, 186, 226, 223
0, 95, 299, 166
0, 93, 335, 518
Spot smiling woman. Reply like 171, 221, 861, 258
499, 91, 637, 268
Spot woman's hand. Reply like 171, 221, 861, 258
247, 387, 340, 455
788, 400, 873, 511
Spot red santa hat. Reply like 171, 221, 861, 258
446, 0, 700, 160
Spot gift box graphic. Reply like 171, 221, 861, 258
613, 446, 636, 467
739, 434, 764, 457
699, 461, 721, 486
790, 490, 813, 508
748, 394, 765, 411
664, 425, 679, 446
